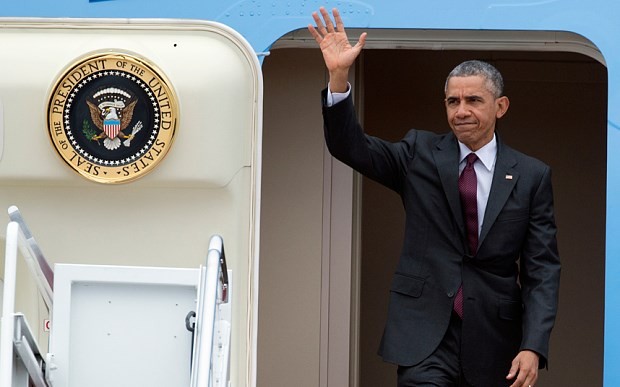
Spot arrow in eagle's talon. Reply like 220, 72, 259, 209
123, 121, 143, 147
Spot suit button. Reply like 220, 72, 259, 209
447, 291, 454, 298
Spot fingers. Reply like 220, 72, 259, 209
309, 7, 341, 37
320, 7, 335, 32
307, 24, 321, 43
508, 372, 538, 387
309, 7, 331, 44
310, 11, 326, 37
308, 12, 325, 44
353, 32, 368, 51
332, 8, 344, 32
506, 351, 539, 387
308, 7, 367, 49
506, 362, 519, 382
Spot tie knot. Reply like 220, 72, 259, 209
465, 153, 478, 167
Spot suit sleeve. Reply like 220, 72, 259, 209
519, 165, 561, 368
321, 89, 415, 193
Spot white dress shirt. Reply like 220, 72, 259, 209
326, 82, 351, 107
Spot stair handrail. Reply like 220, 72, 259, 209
190, 235, 230, 387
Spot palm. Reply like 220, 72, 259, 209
309, 7, 367, 74
319, 31, 359, 72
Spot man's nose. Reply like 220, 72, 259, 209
455, 101, 470, 117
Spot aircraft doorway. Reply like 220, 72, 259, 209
259, 32, 606, 387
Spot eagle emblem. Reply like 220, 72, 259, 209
47, 52, 178, 183
86, 88, 142, 150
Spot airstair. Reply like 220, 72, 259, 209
0, 206, 232, 386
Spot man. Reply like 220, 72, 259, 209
309, 7, 560, 387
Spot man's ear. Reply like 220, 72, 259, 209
496, 96, 510, 119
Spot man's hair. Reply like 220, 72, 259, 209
445, 60, 504, 98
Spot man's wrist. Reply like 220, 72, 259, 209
328, 69, 349, 92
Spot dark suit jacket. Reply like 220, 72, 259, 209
322, 90, 560, 386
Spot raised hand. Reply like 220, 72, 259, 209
308, 7, 367, 92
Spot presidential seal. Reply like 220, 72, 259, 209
47, 51, 178, 183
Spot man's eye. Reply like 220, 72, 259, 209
446, 99, 459, 106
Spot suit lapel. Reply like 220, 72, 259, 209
479, 140, 519, 246
432, 134, 465, 241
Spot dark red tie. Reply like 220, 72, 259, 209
454, 153, 478, 319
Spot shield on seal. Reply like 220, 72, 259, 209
104, 119, 121, 139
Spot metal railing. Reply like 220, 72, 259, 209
190, 235, 232, 387
1, 207, 52, 387
1, 209, 231, 387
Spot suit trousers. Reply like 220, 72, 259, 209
397, 312, 474, 387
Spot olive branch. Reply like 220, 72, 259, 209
82, 119, 98, 142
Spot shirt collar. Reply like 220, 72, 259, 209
458, 134, 497, 172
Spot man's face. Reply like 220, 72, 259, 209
444, 75, 509, 151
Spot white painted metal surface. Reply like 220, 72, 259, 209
49, 264, 199, 386
2, 208, 233, 386
1, 220, 50, 387
0, 222, 20, 387
191, 236, 231, 387
0, 98, 3, 162
0, 18, 262, 386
